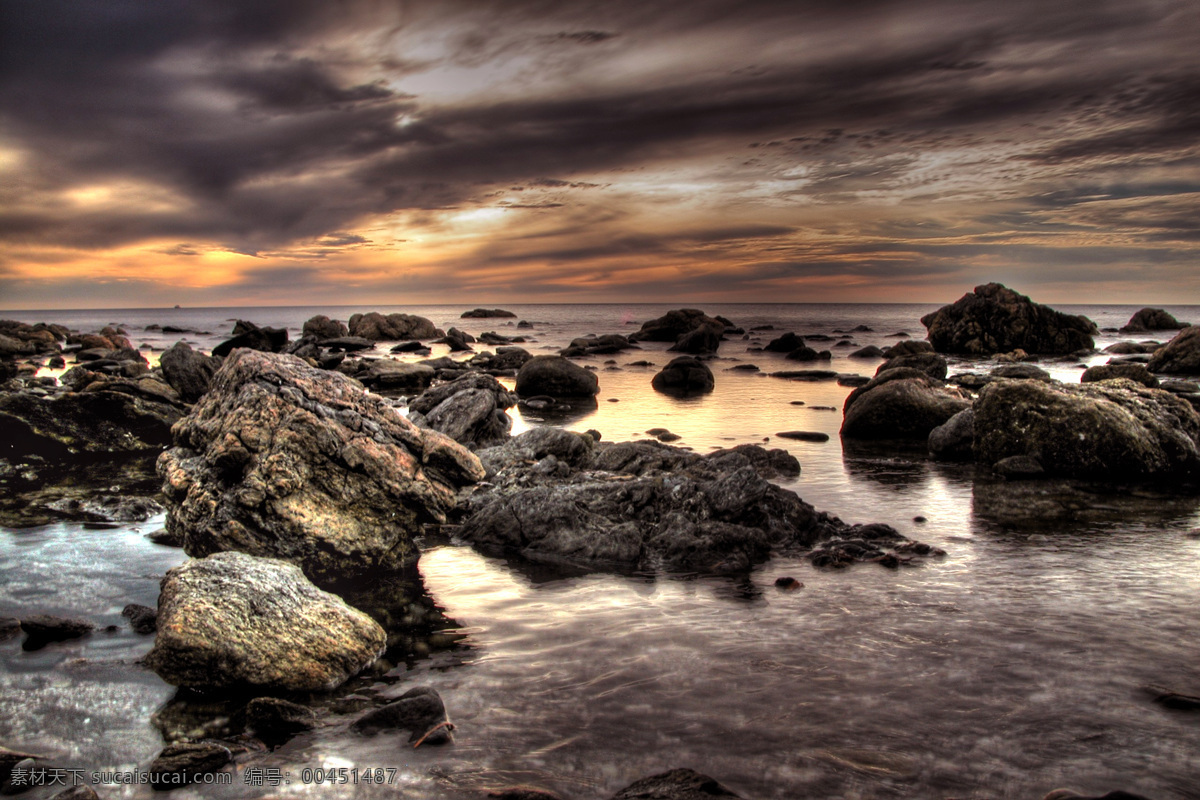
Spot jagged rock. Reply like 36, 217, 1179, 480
704, 444, 801, 479
159, 342, 221, 403
515, 356, 599, 397
1147, 326, 1200, 374
1120, 308, 1188, 333
928, 408, 975, 460
45, 494, 164, 522
145, 552, 386, 691
302, 315, 349, 339
608, 769, 743, 800
1082, 364, 1160, 388
0, 390, 181, 458
651, 357, 715, 395
477, 428, 595, 477
352, 687, 453, 745
348, 312, 441, 341
408, 374, 515, 448
157, 350, 483, 584
875, 352, 947, 380
973, 378, 1200, 479
921, 283, 1096, 355
841, 369, 971, 439
470, 346, 533, 372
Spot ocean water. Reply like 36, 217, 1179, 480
2, 303, 1200, 799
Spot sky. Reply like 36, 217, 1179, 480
1, 0, 1198, 309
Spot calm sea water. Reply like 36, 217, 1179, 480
2, 303, 1200, 799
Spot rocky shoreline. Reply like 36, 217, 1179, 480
2, 288, 1198, 799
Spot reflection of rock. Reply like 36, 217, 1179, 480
158, 350, 483, 585
973, 378, 1200, 479
145, 552, 386, 692
0, 452, 161, 528
971, 477, 1200, 526
921, 283, 1096, 355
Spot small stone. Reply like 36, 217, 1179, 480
774, 577, 803, 591
121, 604, 157, 635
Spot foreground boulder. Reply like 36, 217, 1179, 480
1146, 326, 1200, 374
841, 369, 970, 439
921, 283, 1096, 355
348, 312, 440, 341
651, 357, 715, 395
973, 378, 1200, 479
515, 356, 600, 397
1120, 307, 1188, 333
157, 350, 484, 584
145, 552, 386, 692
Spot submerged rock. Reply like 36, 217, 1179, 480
20, 615, 94, 642
921, 283, 1096, 355
147, 743, 232, 789
352, 686, 454, 746
158, 350, 483, 584
145, 552, 386, 692
245, 697, 318, 742
973, 378, 1200, 479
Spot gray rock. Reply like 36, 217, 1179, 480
145, 552, 386, 691
928, 408, 975, 460
651, 357, 715, 395
302, 314, 349, 339
357, 360, 437, 392
921, 283, 1096, 355
973, 378, 1200, 479
1120, 307, 1188, 333
477, 428, 595, 476
157, 350, 483, 584
515, 356, 600, 397
348, 312, 441, 341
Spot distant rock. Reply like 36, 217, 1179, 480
461, 308, 517, 318
302, 314, 349, 339
145, 552, 386, 691
668, 321, 725, 354
1147, 326, 1200, 374
515, 356, 600, 397
629, 309, 728, 343
317, 336, 375, 353
765, 332, 805, 353
973, 378, 1200, 479
921, 283, 1096, 355
1120, 307, 1188, 333
849, 345, 886, 359
651, 356, 715, 395
348, 312, 441, 341
356, 359, 437, 393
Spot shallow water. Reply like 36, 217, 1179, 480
2, 303, 1200, 799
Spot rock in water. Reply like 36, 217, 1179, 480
408, 373, 516, 448
302, 314, 349, 339
158, 342, 221, 403
147, 743, 232, 789
1147, 326, 1200, 374
348, 312, 440, 340
651, 356, 715, 395
1120, 307, 1188, 333
515, 355, 600, 397
921, 283, 1096, 355
157, 350, 484, 584
0, 390, 181, 458
145, 552, 386, 691
352, 687, 454, 746
245, 697, 318, 742
608, 768, 743, 799
841, 369, 970, 439
973, 378, 1200, 479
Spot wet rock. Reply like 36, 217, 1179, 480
608, 768, 743, 800
317, 336, 375, 353
0, 618, 19, 640
1120, 307, 1189, 333
629, 309, 728, 343
121, 604, 157, 634
841, 369, 970, 440
0, 389, 181, 458
807, 524, 935, 569
147, 743, 232, 790
19, 615, 93, 642
774, 576, 802, 590
668, 322, 725, 354
705, 444, 800, 479
1142, 683, 1200, 711
776, 431, 829, 442
651, 357, 715, 395
356, 359, 437, 393
837, 374, 871, 387
45, 493, 164, 522
461, 308, 516, 318
991, 363, 1052, 381
159, 342, 221, 404
440, 328, 474, 352
302, 315, 349, 339
1146, 326, 1200, 374
211, 321, 288, 358
1081, 364, 1159, 388
849, 345, 886, 358
1104, 341, 1159, 355
157, 350, 483, 584
477, 428, 595, 476
973, 378, 1200, 479
875, 352, 947, 380
560, 334, 634, 357
928, 408, 975, 460
470, 346, 533, 373
352, 687, 454, 746
784, 346, 829, 362
348, 312, 441, 341
245, 697, 318, 742
993, 454, 1046, 478
883, 340, 935, 358
145, 552, 386, 692
147, 527, 184, 547
515, 356, 600, 397
408, 373, 516, 448
921, 283, 1096, 355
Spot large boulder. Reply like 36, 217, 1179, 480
157, 350, 484, 585
159, 342, 221, 403
920, 283, 1096, 355
1120, 307, 1188, 333
0, 389, 182, 459
651, 356, 715, 395
841, 369, 971, 439
408, 373, 516, 448
629, 309, 726, 343
973, 378, 1200, 479
144, 552, 386, 692
1146, 326, 1200, 374
515, 356, 600, 397
302, 314, 349, 339
668, 321, 724, 354
348, 312, 441, 341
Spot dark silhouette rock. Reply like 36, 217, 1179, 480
560, 334, 634, 357
1120, 308, 1188, 333
145, 552, 386, 691
1147, 326, 1200, 374
157, 350, 483, 584
875, 352, 947, 380
0, 389, 182, 458
121, 603, 157, 634
651, 357, 715, 395
765, 332, 805, 353
19, 615, 94, 642
159, 342, 221, 403
355, 359, 437, 393
515, 356, 600, 397
668, 322, 724, 354
245, 697, 318, 742
973, 378, 1200, 479
302, 315, 349, 339
147, 743, 232, 790
921, 283, 1096, 355
991, 363, 1052, 381
212, 321, 288, 358
461, 308, 516, 318
629, 309, 727, 343
849, 345, 885, 358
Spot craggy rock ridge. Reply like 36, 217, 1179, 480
458, 431, 930, 574
921, 283, 1097, 355
972, 378, 1200, 479
144, 552, 386, 692
157, 350, 484, 585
